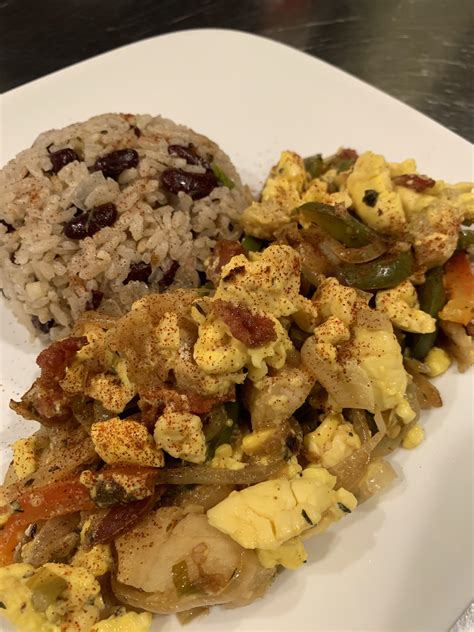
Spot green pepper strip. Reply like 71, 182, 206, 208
241, 235, 263, 252
224, 401, 239, 424
457, 228, 474, 251
337, 250, 414, 290
298, 202, 380, 248
172, 560, 199, 597
196, 281, 214, 296
304, 154, 325, 179
289, 324, 309, 350
410, 266, 446, 360
211, 163, 235, 189
206, 401, 239, 460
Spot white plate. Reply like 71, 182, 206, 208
0, 29, 472, 632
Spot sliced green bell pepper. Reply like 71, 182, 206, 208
304, 154, 324, 179
457, 228, 474, 251
411, 266, 446, 360
241, 235, 263, 252
298, 202, 380, 248
211, 163, 235, 189
337, 250, 414, 290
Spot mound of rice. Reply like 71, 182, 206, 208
0, 113, 251, 339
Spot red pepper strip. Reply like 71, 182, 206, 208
0, 479, 93, 567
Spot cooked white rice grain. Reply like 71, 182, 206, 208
0, 113, 251, 339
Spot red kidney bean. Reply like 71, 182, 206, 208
161, 168, 217, 200
0, 219, 14, 233
85, 290, 104, 311
64, 203, 117, 240
93, 149, 139, 179
158, 261, 179, 290
31, 315, 55, 334
64, 213, 89, 239
49, 148, 79, 173
168, 144, 210, 168
124, 261, 152, 284
88, 203, 117, 235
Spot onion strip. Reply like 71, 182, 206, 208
324, 238, 388, 264
328, 430, 385, 493
404, 360, 442, 409
153, 461, 283, 486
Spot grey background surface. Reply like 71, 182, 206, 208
0, 0, 472, 140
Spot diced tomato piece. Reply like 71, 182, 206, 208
393, 174, 436, 192
0, 479, 93, 566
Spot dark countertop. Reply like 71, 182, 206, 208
1, 0, 473, 142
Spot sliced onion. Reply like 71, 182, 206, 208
357, 458, 397, 501
301, 261, 326, 287
72, 171, 108, 210
328, 430, 384, 493
297, 226, 339, 272
411, 376, 442, 409
347, 409, 372, 443
74, 312, 118, 331
440, 321, 474, 372
21, 514, 80, 566
373, 410, 387, 435
325, 238, 388, 263
171, 485, 235, 511
405, 381, 421, 423
353, 307, 392, 331
404, 357, 430, 375
177, 607, 209, 624
153, 461, 283, 486
301, 337, 375, 410
294, 239, 333, 283
404, 360, 442, 409
203, 406, 229, 442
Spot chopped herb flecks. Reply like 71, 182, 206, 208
241, 235, 263, 252
362, 189, 379, 207
211, 164, 235, 189
301, 509, 313, 525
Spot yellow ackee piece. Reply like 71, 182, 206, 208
211, 443, 245, 471
91, 418, 164, 467
376, 281, 436, 334
304, 413, 361, 468
12, 436, 37, 480
346, 151, 406, 234
424, 347, 452, 378
90, 611, 152, 632
207, 467, 356, 551
402, 425, 425, 449
154, 408, 207, 464
257, 536, 308, 570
